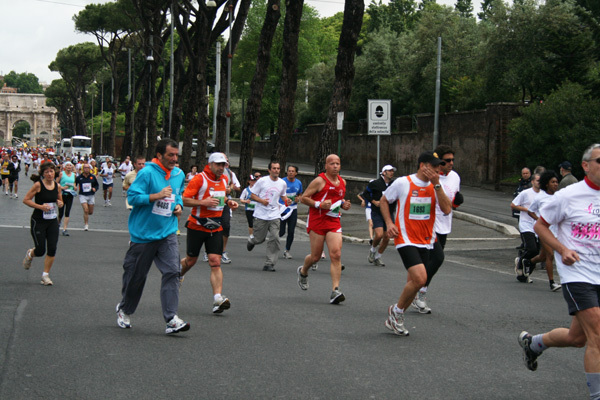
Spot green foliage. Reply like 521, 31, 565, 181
508, 81, 600, 177
455, 0, 473, 17
1, 71, 43, 94
12, 121, 31, 139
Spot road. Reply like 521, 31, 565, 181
0, 176, 585, 399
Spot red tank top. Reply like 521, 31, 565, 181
309, 172, 346, 220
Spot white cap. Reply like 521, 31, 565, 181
208, 152, 227, 164
381, 165, 397, 174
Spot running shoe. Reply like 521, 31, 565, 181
514, 257, 520, 274
221, 252, 232, 264
297, 266, 309, 290
62, 230, 70, 236
321, 251, 326, 260
550, 282, 562, 292
107, 200, 112, 207
523, 259, 535, 277
368, 250, 376, 263
247, 239, 255, 251
13, 193, 18, 199
165, 315, 190, 334
40, 275, 53, 286
116, 304, 131, 329
212, 296, 231, 313
329, 287, 345, 304
373, 258, 385, 267
385, 305, 409, 336
23, 249, 33, 270
518, 331, 539, 371
283, 250, 292, 259
202, 252, 208, 262
84, 224, 89, 231
411, 291, 431, 314
262, 265, 276, 272
311, 263, 318, 271
103, 200, 107, 207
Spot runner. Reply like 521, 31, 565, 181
122, 155, 146, 210
220, 156, 241, 264
240, 174, 259, 236
56, 161, 77, 236
518, 144, 600, 399
99, 159, 116, 206
363, 164, 396, 267
22, 149, 32, 176
1, 153, 10, 195
116, 138, 190, 334
179, 152, 239, 313
412, 144, 464, 313
379, 151, 452, 335
296, 154, 351, 304
22, 161, 64, 286
246, 161, 289, 272
118, 156, 134, 196
75, 164, 99, 231
279, 165, 303, 259
8, 154, 21, 198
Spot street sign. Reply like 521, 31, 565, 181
337, 112, 344, 130
368, 99, 391, 135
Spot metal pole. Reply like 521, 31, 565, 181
377, 135, 380, 178
169, 2, 174, 136
213, 41, 221, 142
225, 2, 233, 155
433, 36, 442, 149
101, 80, 104, 154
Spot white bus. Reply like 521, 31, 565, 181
58, 138, 72, 158
70, 135, 92, 158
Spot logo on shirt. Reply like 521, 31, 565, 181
571, 222, 600, 240
411, 190, 419, 197
587, 203, 600, 217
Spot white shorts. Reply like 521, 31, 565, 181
79, 195, 95, 205
365, 207, 372, 221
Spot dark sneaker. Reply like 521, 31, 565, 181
518, 331, 539, 371
263, 265, 276, 272
247, 239, 255, 251
212, 296, 231, 313
550, 282, 562, 292
165, 315, 190, 334
297, 266, 309, 290
329, 287, 345, 304
523, 259, 535, 277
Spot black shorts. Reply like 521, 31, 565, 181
103, 183, 114, 190
186, 228, 223, 258
562, 282, 600, 316
371, 211, 386, 230
245, 210, 254, 228
397, 246, 430, 270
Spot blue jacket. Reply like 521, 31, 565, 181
127, 161, 185, 243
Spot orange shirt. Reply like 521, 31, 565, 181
184, 167, 229, 232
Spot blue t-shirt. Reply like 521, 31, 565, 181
279, 177, 303, 210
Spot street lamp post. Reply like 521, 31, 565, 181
225, 1, 233, 156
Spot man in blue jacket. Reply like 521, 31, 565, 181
116, 138, 190, 334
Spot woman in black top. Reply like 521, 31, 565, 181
22, 161, 64, 286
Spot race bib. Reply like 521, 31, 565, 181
248, 202, 256, 210
152, 194, 175, 217
207, 190, 226, 211
43, 203, 58, 220
82, 183, 92, 193
326, 200, 343, 218
409, 197, 431, 220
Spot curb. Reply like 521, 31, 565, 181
453, 211, 520, 237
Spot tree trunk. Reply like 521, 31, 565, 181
238, 0, 282, 185
315, 0, 364, 174
272, 0, 304, 171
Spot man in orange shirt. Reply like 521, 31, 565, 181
179, 152, 239, 314
379, 151, 452, 336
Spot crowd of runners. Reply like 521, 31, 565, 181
4, 140, 600, 399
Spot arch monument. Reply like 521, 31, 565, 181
0, 93, 59, 146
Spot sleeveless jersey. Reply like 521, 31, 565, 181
33, 180, 59, 221
184, 171, 229, 232
307, 172, 346, 233
394, 175, 437, 248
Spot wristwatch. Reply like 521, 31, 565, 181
434, 184, 442, 190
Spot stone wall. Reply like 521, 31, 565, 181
230, 102, 523, 188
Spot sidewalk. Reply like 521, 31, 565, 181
227, 153, 520, 242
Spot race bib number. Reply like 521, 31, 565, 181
82, 183, 92, 193
43, 203, 58, 220
207, 190, 226, 211
152, 194, 175, 217
248, 202, 256, 210
409, 197, 431, 220
326, 200, 343, 218
288, 193, 297, 203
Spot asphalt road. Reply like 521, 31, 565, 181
0, 176, 586, 399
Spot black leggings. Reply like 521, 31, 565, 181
279, 209, 298, 251
30, 217, 59, 257
59, 192, 74, 219
221, 204, 231, 237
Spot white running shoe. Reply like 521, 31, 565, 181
116, 304, 131, 329
212, 296, 231, 313
23, 249, 33, 270
368, 250, 376, 263
40, 275, 53, 286
385, 305, 409, 336
297, 266, 309, 290
411, 291, 432, 314
221, 252, 232, 264
165, 315, 190, 334
84, 224, 89, 231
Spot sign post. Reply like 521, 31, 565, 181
368, 100, 392, 176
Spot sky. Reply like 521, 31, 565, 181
0, 0, 470, 85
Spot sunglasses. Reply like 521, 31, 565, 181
443, 158, 454, 163
586, 157, 600, 164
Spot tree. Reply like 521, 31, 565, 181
74, 0, 134, 156
315, 0, 365, 174
238, 0, 282, 188
45, 79, 75, 138
508, 81, 600, 178
455, 0, 473, 17
272, 0, 305, 171
49, 42, 104, 137
1, 71, 43, 94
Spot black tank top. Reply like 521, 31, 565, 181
33, 180, 59, 220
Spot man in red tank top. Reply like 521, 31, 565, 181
297, 154, 351, 304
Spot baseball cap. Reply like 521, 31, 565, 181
208, 152, 227, 164
558, 161, 572, 170
381, 165, 397, 174
418, 151, 445, 167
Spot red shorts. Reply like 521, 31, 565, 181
307, 214, 342, 236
